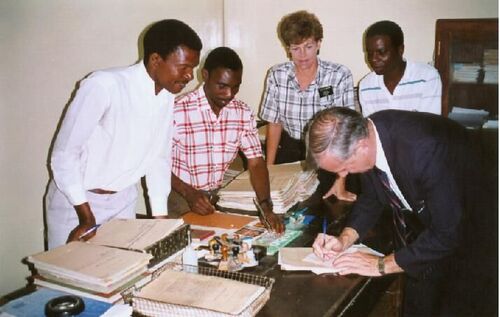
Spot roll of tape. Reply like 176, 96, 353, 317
45, 295, 85, 316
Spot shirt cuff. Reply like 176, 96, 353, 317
149, 195, 168, 216
65, 184, 87, 206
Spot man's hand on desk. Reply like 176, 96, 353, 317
185, 189, 216, 215
263, 211, 285, 234
331, 252, 381, 276
331, 253, 403, 276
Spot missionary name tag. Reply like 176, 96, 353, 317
318, 86, 333, 98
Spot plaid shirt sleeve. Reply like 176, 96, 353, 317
336, 66, 355, 109
239, 106, 263, 159
259, 69, 280, 123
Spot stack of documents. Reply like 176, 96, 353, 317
448, 106, 489, 128
27, 219, 186, 303
453, 63, 481, 83
217, 161, 319, 214
133, 269, 266, 316
28, 241, 152, 295
88, 218, 184, 252
483, 49, 498, 84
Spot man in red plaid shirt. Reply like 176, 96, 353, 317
168, 47, 284, 233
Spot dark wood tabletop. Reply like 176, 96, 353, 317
239, 191, 398, 317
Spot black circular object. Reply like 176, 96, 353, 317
45, 295, 85, 316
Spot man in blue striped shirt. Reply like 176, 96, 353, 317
359, 20, 442, 117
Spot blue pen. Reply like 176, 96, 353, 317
78, 224, 100, 240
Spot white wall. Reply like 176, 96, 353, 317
225, 0, 498, 110
0, 0, 497, 297
0, 0, 223, 297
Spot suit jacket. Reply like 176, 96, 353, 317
347, 110, 494, 278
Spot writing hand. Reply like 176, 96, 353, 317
312, 233, 344, 260
67, 222, 97, 243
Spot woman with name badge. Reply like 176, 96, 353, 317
259, 10, 357, 201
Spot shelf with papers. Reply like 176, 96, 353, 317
435, 18, 498, 117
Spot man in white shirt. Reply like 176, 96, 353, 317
46, 19, 202, 249
359, 20, 442, 117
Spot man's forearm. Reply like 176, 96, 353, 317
247, 157, 271, 204
338, 227, 359, 250
171, 173, 195, 198
265, 123, 282, 165
74, 202, 95, 225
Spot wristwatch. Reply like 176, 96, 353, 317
258, 197, 273, 208
377, 256, 385, 275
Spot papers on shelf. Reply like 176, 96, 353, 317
483, 120, 498, 129
448, 106, 490, 129
89, 218, 184, 251
278, 245, 383, 275
133, 269, 265, 316
453, 63, 480, 83
217, 161, 319, 214
27, 241, 152, 294
483, 49, 498, 84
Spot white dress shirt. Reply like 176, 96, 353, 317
50, 62, 174, 215
371, 120, 412, 211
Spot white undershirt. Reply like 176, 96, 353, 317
371, 120, 412, 211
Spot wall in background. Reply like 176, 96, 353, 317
224, 0, 498, 110
0, 0, 223, 296
0, 0, 497, 296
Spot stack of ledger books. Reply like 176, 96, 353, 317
27, 218, 185, 303
217, 161, 319, 214
28, 241, 152, 303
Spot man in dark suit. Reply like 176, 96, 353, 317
310, 107, 497, 316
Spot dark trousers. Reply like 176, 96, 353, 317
273, 130, 306, 164
402, 260, 450, 317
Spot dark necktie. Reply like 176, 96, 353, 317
374, 168, 408, 246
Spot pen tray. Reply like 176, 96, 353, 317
143, 224, 189, 268
131, 262, 274, 317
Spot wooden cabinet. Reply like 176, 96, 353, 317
434, 18, 498, 117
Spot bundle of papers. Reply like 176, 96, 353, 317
28, 241, 152, 294
452, 63, 481, 83
278, 245, 383, 275
217, 161, 319, 214
448, 106, 490, 128
89, 218, 184, 251
133, 269, 266, 316
483, 64, 498, 84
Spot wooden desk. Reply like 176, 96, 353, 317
245, 193, 397, 317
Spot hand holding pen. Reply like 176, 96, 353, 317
67, 223, 100, 243
78, 224, 100, 240
313, 218, 345, 261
